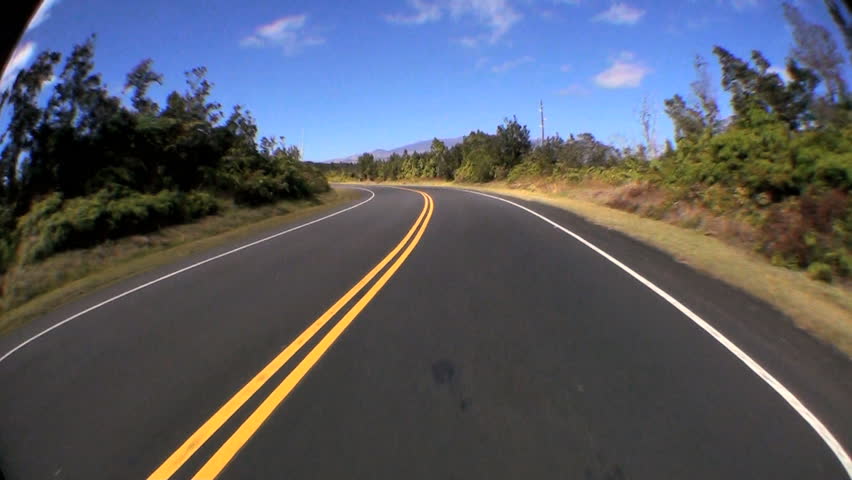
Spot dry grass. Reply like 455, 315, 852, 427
0, 189, 359, 334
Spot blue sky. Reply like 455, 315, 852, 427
1, 0, 847, 161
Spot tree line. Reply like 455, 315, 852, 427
0, 35, 328, 274
320, 1, 852, 281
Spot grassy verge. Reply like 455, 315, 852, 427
0, 188, 360, 335
340, 180, 852, 357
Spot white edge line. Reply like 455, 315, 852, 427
461, 188, 852, 477
0, 187, 376, 365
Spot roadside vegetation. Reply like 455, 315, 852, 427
318, 1, 852, 286
0, 36, 328, 312
0, 189, 357, 333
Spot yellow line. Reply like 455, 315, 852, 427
147, 191, 430, 480
192, 192, 434, 479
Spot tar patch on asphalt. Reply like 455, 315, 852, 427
431, 359, 472, 412
431, 359, 455, 385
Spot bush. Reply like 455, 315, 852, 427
759, 189, 850, 278
455, 149, 496, 183
807, 262, 833, 283
223, 151, 329, 206
292, 162, 330, 195
507, 161, 546, 182
16, 188, 220, 263
0, 205, 18, 274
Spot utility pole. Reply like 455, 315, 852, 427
300, 128, 305, 162
539, 100, 545, 145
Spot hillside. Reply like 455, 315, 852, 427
321, 137, 463, 163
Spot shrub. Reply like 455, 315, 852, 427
507, 161, 545, 182
759, 189, 850, 278
16, 189, 220, 263
455, 149, 495, 183
807, 262, 833, 283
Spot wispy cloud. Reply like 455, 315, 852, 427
384, 0, 442, 24
386, 0, 521, 46
240, 14, 325, 56
450, 0, 521, 43
593, 2, 645, 25
729, 0, 759, 10
1, 41, 37, 90
26, 0, 60, 32
491, 55, 533, 73
594, 51, 651, 88
558, 83, 590, 95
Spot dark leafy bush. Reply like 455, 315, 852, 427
16, 189, 219, 263
807, 262, 833, 282
759, 189, 850, 277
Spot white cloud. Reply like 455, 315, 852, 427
558, 83, 590, 95
491, 55, 533, 73
387, 0, 521, 46
594, 51, 651, 88
43, 73, 57, 88
1, 41, 37, 90
768, 65, 791, 83
450, 0, 521, 43
240, 14, 325, 56
459, 35, 482, 47
385, 0, 442, 24
26, 0, 60, 32
685, 16, 716, 30
593, 3, 645, 25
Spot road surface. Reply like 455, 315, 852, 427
0, 185, 850, 479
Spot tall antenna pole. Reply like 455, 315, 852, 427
539, 100, 545, 145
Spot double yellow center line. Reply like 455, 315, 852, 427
148, 188, 434, 479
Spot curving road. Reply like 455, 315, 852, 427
0, 185, 850, 479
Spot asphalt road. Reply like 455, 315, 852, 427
0, 185, 850, 479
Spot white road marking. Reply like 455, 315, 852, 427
462, 188, 852, 478
0, 187, 376, 365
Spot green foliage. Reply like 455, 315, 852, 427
807, 262, 834, 282
495, 117, 532, 177
456, 148, 496, 183
15, 189, 219, 264
0, 37, 328, 274
356, 153, 378, 181
16, 189, 215, 263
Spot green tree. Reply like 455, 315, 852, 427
825, 0, 852, 59
495, 116, 532, 176
430, 138, 453, 179
690, 55, 720, 134
0, 50, 61, 206
784, 2, 848, 102
357, 153, 377, 180
124, 59, 163, 115
457, 130, 498, 182
713, 46, 816, 129
664, 94, 706, 143
46, 35, 102, 130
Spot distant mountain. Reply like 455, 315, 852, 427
320, 136, 464, 163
